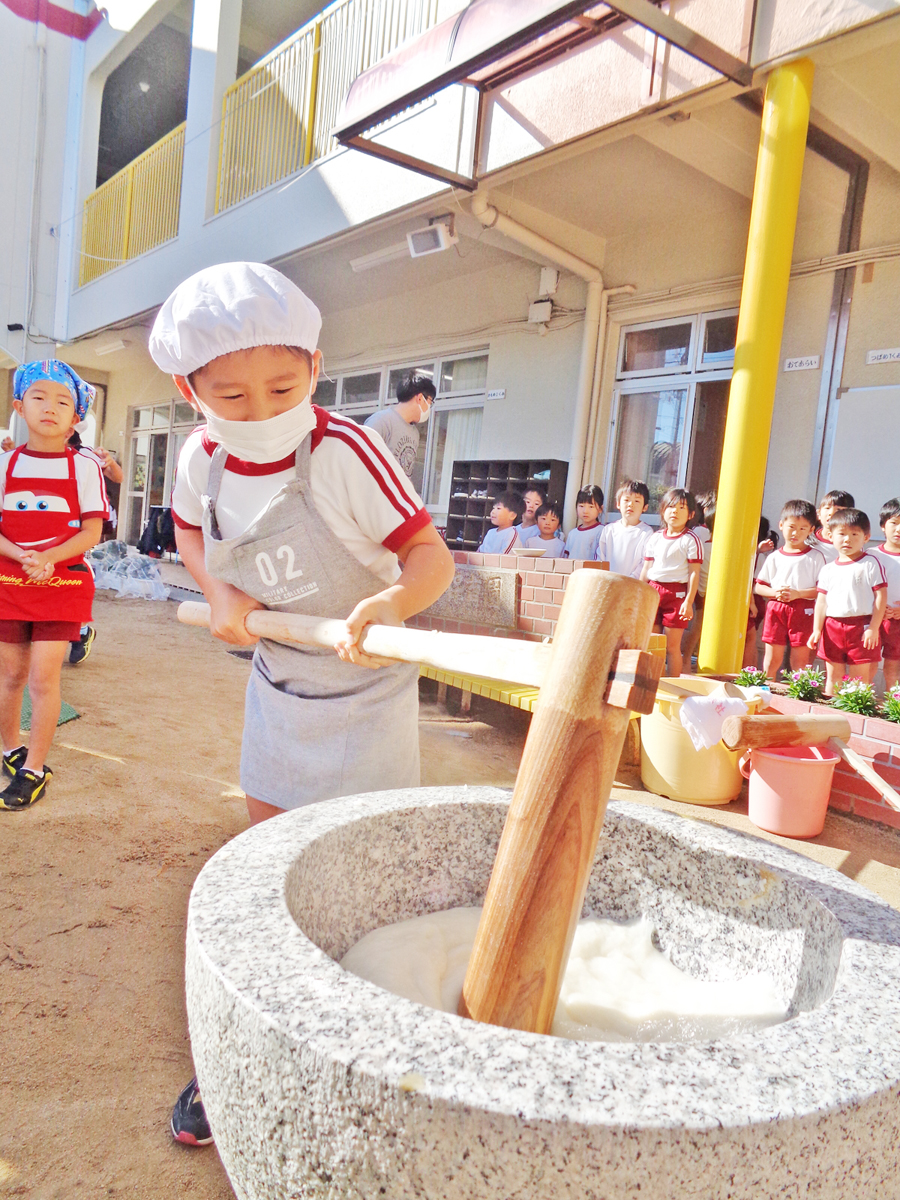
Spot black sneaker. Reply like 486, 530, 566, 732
2, 746, 26, 779
69, 626, 96, 665
0, 766, 52, 811
171, 1077, 213, 1146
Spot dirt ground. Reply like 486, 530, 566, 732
0, 594, 528, 1200
4, 594, 900, 1199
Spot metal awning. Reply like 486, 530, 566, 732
333, 0, 753, 190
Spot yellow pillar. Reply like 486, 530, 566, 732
698, 58, 814, 675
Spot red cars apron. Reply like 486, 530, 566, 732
0, 447, 95, 623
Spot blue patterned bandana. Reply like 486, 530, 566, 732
13, 359, 95, 421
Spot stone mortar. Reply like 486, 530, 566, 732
186, 786, 900, 1199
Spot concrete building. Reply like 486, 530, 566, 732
1, 0, 898, 570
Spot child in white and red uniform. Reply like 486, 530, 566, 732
754, 499, 823, 679
596, 479, 652, 578
640, 487, 702, 678
0, 361, 107, 809
150, 261, 454, 1148
564, 484, 604, 560
808, 507, 886, 696
809, 489, 854, 564
870, 497, 900, 690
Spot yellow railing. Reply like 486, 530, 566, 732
79, 122, 185, 286
216, 0, 441, 213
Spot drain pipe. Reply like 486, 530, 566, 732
470, 193, 602, 526
582, 283, 636, 487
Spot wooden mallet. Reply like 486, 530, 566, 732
721, 712, 900, 814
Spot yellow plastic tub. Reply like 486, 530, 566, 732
640, 677, 762, 805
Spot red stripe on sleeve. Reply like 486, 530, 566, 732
324, 415, 419, 522
173, 512, 201, 531
382, 508, 432, 552
326, 413, 418, 513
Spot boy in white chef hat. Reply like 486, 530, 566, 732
150, 262, 454, 1144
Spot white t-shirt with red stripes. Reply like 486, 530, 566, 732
643, 528, 703, 583
755, 546, 824, 593
816, 553, 887, 618
870, 545, 900, 606
171, 407, 431, 585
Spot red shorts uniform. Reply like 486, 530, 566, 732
650, 580, 690, 629
881, 616, 900, 661
818, 615, 881, 665
0, 619, 82, 643
762, 598, 815, 647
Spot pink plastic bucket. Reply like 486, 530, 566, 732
740, 744, 840, 838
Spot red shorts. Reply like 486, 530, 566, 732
762, 598, 816, 647
0, 619, 82, 644
818, 615, 881, 665
881, 616, 900, 661
650, 580, 690, 629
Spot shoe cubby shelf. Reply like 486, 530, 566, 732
445, 459, 568, 550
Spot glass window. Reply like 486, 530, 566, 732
686, 379, 730, 497
125, 499, 145, 545
132, 408, 152, 430
314, 376, 337, 408
152, 404, 171, 428
425, 407, 483, 511
700, 314, 738, 366
622, 323, 692, 374
148, 433, 168, 506
129, 434, 149, 492
342, 372, 381, 408
174, 401, 196, 426
439, 355, 488, 393
388, 364, 434, 401
610, 389, 689, 511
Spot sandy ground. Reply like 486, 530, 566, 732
3, 593, 900, 1199
0, 594, 528, 1199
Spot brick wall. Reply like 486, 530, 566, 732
766, 695, 900, 832
406, 550, 602, 641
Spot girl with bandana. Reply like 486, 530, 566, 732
0, 360, 108, 809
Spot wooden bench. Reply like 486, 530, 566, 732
420, 633, 667, 716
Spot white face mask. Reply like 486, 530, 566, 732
417, 398, 432, 424
191, 387, 316, 464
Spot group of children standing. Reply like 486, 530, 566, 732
753, 489, 900, 697
478, 475, 900, 697
478, 479, 655, 567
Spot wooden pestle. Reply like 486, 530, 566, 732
458, 568, 659, 1034
721, 713, 852, 750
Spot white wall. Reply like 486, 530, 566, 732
0, 14, 75, 370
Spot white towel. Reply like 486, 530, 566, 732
678, 686, 749, 751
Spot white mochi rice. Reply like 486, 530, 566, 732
340, 908, 788, 1043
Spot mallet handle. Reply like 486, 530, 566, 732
459, 568, 660, 1034
829, 738, 900, 813
177, 600, 553, 688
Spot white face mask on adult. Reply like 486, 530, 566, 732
191, 387, 316, 464
417, 398, 432, 424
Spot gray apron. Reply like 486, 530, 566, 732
201, 438, 420, 809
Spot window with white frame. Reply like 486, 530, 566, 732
606, 310, 737, 517
315, 350, 487, 521
124, 398, 202, 544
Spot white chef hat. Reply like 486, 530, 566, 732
148, 261, 322, 376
